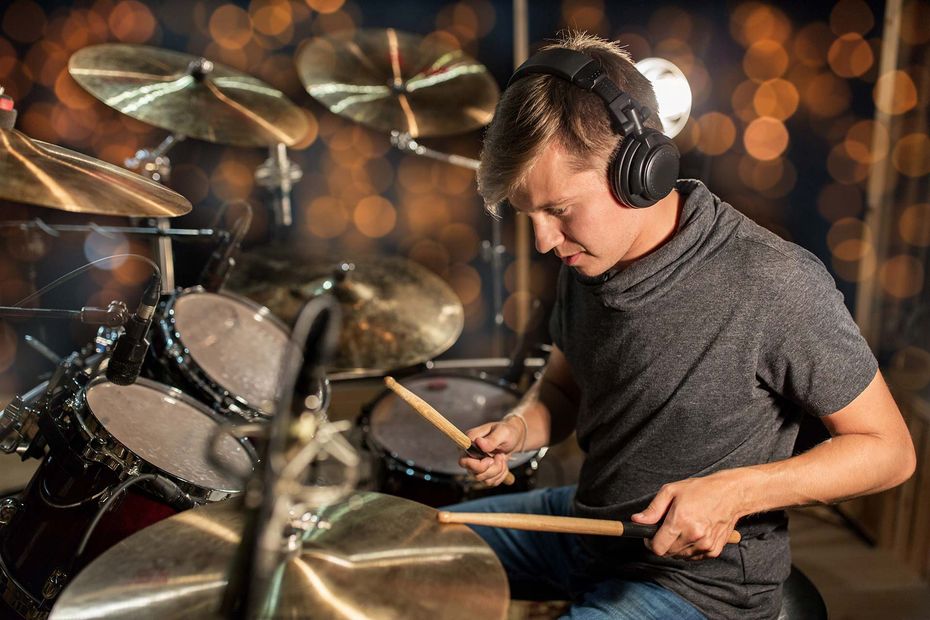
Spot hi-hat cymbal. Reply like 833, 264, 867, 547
296, 28, 499, 138
0, 129, 191, 217
226, 249, 464, 373
69, 44, 309, 147
50, 492, 508, 620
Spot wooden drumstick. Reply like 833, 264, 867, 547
384, 376, 516, 486
436, 512, 742, 544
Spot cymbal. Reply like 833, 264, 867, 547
226, 249, 464, 373
0, 129, 191, 217
69, 44, 309, 147
296, 28, 499, 137
50, 492, 509, 620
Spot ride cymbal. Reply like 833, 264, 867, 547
69, 44, 309, 147
226, 249, 464, 373
49, 492, 508, 620
0, 128, 191, 217
296, 28, 498, 137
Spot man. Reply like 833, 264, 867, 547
452, 32, 916, 619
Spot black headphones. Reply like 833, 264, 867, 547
508, 48, 680, 208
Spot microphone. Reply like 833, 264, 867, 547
199, 208, 251, 292
106, 273, 161, 386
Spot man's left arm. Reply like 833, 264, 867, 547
632, 369, 916, 560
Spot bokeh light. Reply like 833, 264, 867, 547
899, 204, 930, 247
696, 112, 736, 156
880, 255, 924, 299
744, 117, 789, 160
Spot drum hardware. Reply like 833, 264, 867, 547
22, 335, 63, 366
255, 143, 302, 236
197, 203, 251, 292
0, 218, 217, 240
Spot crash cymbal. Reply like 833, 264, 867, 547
69, 44, 309, 147
296, 28, 499, 137
226, 249, 464, 373
0, 129, 191, 217
50, 492, 508, 620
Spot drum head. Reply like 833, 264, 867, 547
368, 375, 532, 476
172, 291, 290, 411
85, 380, 252, 492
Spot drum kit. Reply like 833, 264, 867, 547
0, 29, 538, 620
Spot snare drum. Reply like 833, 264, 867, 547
0, 377, 254, 618
149, 287, 329, 421
360, 372, 542, 507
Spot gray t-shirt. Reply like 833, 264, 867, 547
550, 179, 877, 619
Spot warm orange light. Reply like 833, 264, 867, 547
440, 223, 480, 263
743, 40, 789, 81
306, 0, 346, 15
752, 78, 799, 120
448, 263, 482, 305
730, 2, 792, 47
880, 255, 923, 299
305, 196, 349, 238
899, 203, 930, 247
827, 33, 873, 77
803, 72, 851, 117
108, 1, 157, 43
827, 143, 868, 184
209, 4, 252, 50
696, 112, 736, 156
354, 195, 397, 238
893, 133, 930, 178
874, 70, 918, 115
744, 117, 789, 161
793, 22, 832, 68
843, 120, 889, 164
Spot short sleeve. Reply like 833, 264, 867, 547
756, 256, 878, 417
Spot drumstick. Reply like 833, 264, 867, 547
436, 512, 742, 544
384, 376, 516, 486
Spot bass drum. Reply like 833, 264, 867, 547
149, 287, 329, 421
360, 371, 543, 508
0, 376, 254, 619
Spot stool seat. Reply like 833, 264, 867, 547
778, 565, 827, 619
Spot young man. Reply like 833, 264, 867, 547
452, 32, 916, 619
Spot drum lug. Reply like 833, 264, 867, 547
0, 497, 22, 525
41, 568, 67, 600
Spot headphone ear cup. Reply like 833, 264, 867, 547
609, 130, 679, 208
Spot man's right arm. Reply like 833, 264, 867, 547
459, 345, 580, 486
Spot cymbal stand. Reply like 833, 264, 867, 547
124, 133, 186, 291
255, 143, 302, 238
391, 130, 506, 352
0, 219, 215, 239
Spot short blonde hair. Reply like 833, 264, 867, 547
477, 32, 662, 215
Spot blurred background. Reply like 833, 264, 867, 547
0, 0, 929, 597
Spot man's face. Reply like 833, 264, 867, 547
508, 143, 652, 277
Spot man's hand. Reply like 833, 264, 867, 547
630, 470, 745, 560
458, 417, 526, 487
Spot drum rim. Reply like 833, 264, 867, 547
361, 371, 539, 478
156, 286, 292, 415
83, 375, 254, 493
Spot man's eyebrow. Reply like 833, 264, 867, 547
509, 198, 571, 214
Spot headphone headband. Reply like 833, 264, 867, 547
506, 47, 679, 208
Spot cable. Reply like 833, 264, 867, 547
13, 254, 161, 308
73, 473, 160, 564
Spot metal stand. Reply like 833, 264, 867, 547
124, 133, 186, 291
390, 130, 507, 351
255, 143, 302, 237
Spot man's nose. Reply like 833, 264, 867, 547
531, 215, 563, 255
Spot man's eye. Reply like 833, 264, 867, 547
548, 207, 567, 216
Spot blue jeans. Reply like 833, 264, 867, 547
446, 486, 707, 620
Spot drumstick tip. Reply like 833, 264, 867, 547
384, 376, 397, 388
437, 511, 453, 523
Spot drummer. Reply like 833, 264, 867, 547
452, 32, 916, 619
